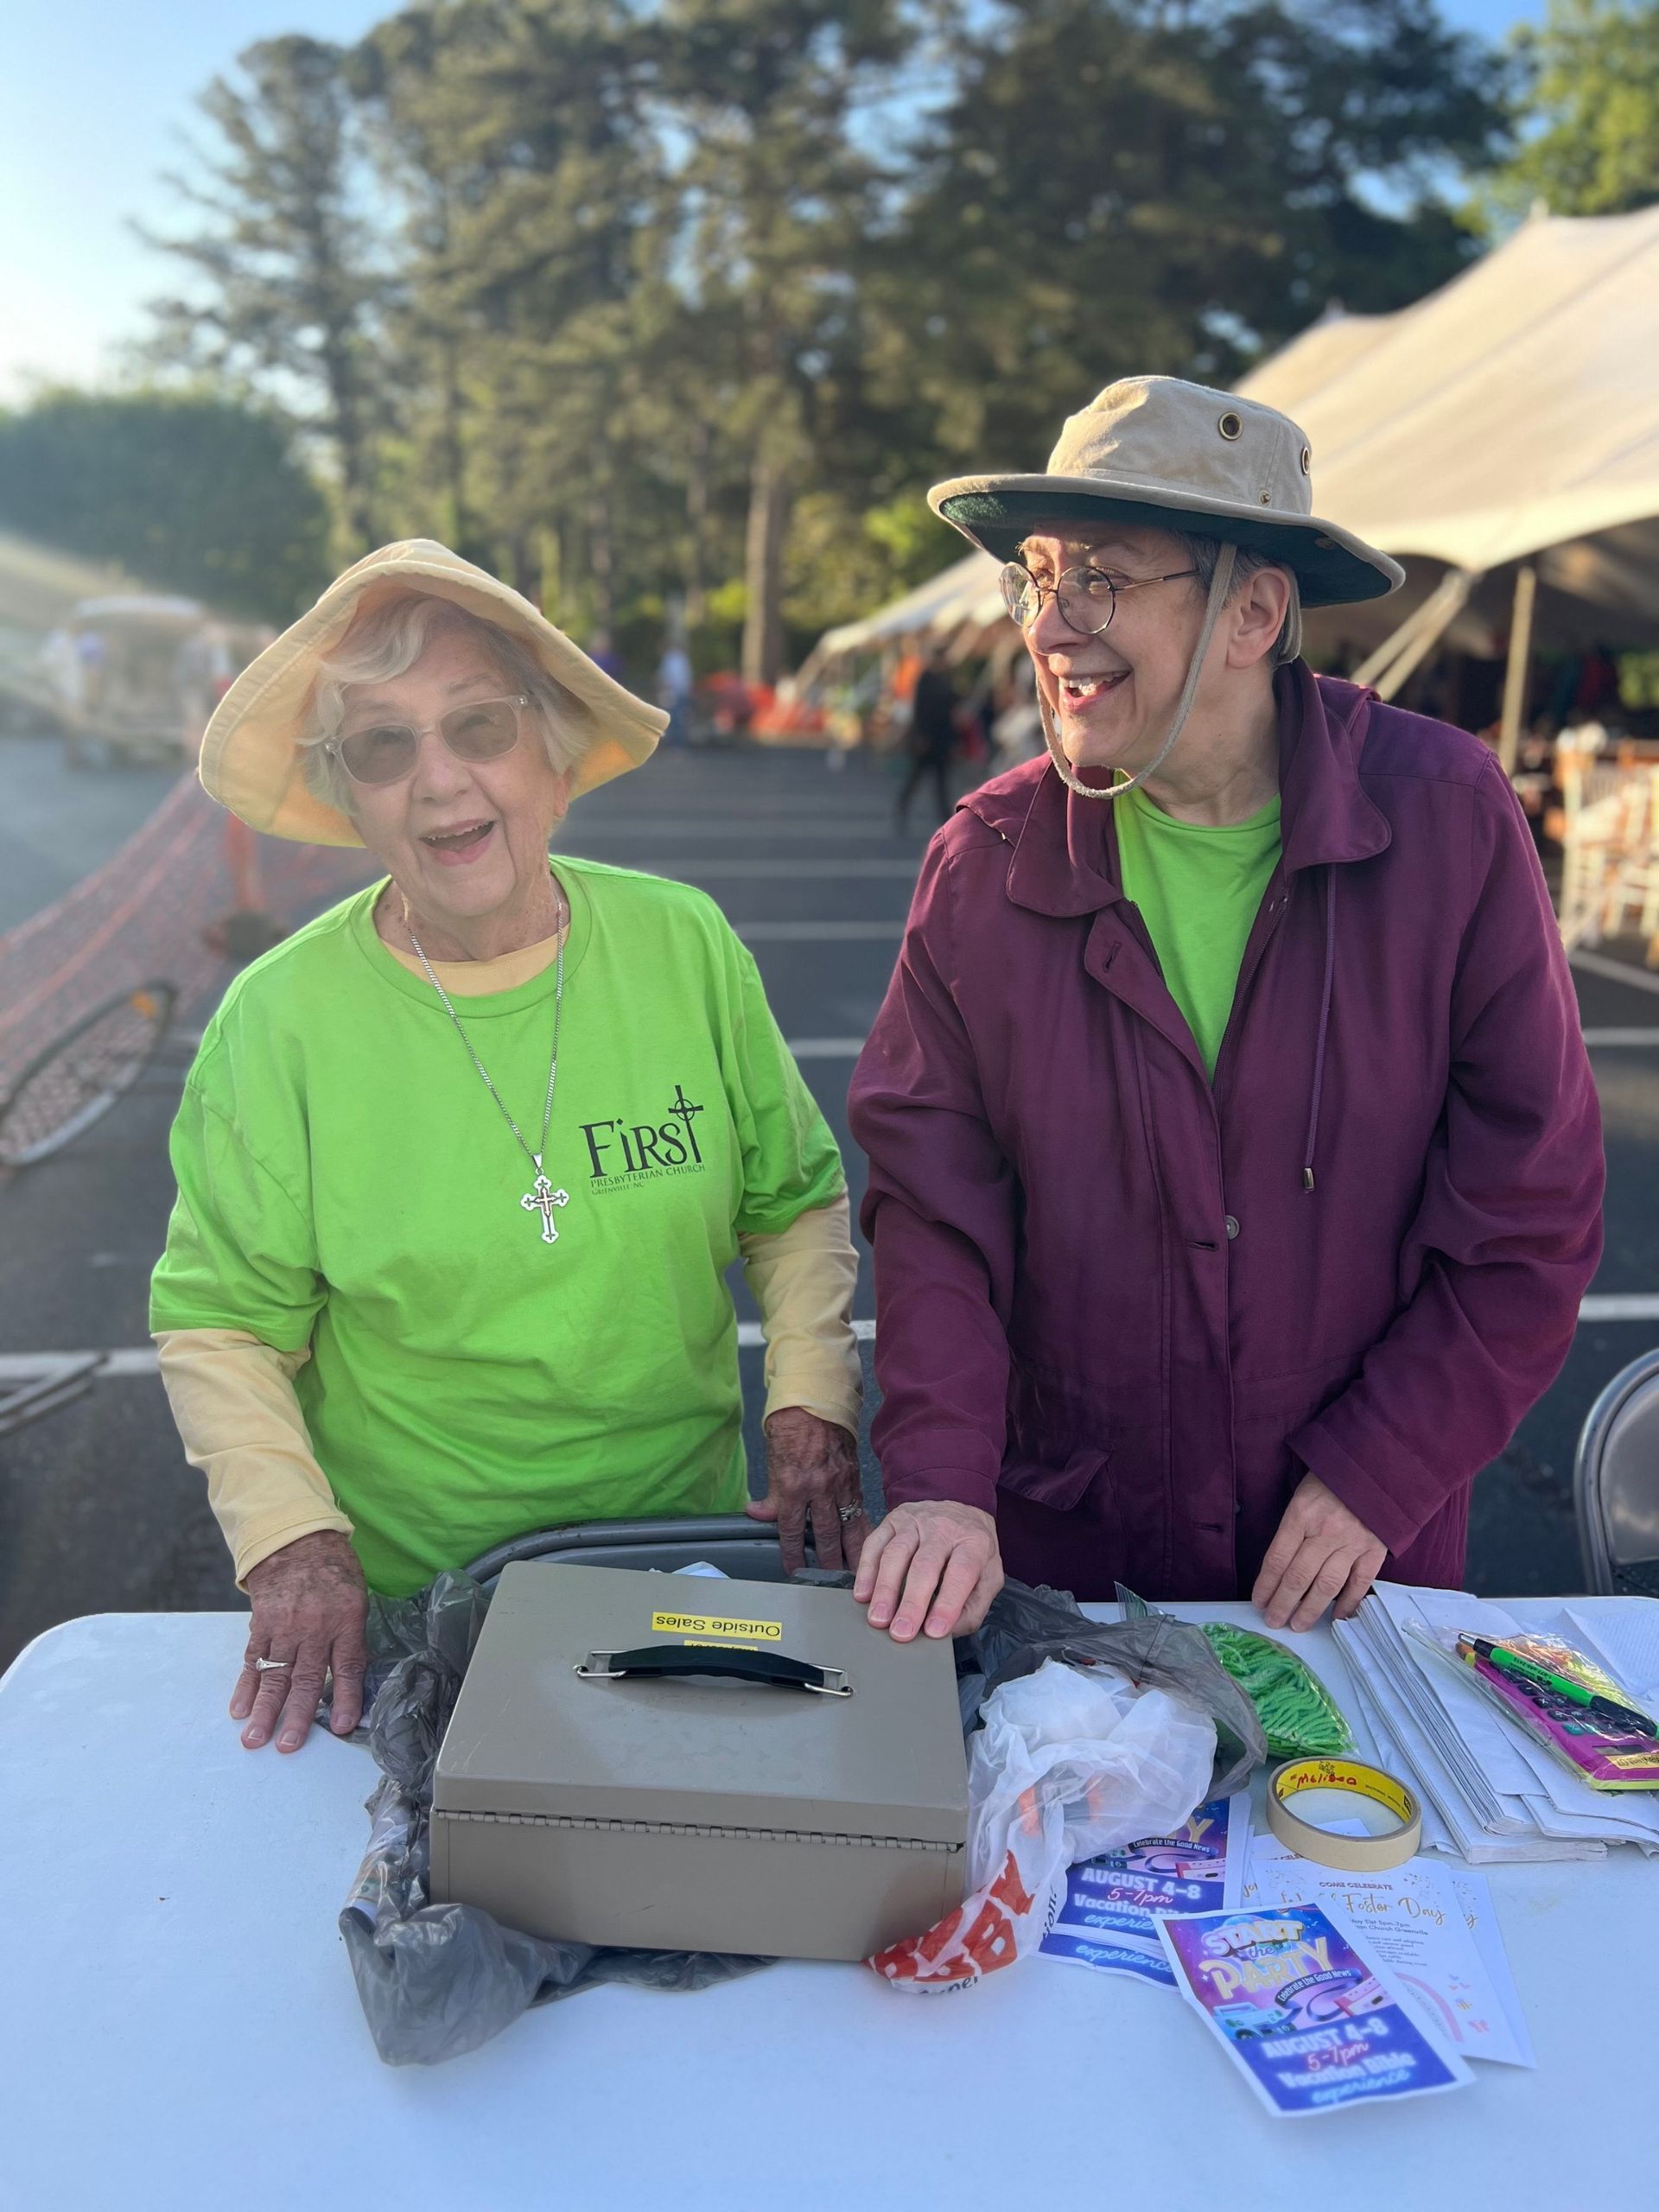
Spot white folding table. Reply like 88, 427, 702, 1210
1, 1601, 1652, 2212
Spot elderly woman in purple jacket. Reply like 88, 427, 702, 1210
849, 377, 1603, 1646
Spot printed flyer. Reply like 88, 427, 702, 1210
1156, 1903, 1475, 2118
1040, 1792, 1250, 1987
1039, 1930, 1178, 1986
1243, 1839, 1534, 2067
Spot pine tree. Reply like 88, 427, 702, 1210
1490, 0, 1659, 218
142, 36, 388, 554
653, 0, 915, 683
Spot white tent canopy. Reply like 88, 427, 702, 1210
1239, 206, 1659, 582
802, 550, 1005, 668
798, 206, 1659, 675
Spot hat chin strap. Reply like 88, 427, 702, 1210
1036, 543, 1237, 802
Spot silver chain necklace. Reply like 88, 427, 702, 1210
403, 891, 570, 1246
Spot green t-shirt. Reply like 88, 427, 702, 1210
1114, 784, 1283, 1076
150, 860, 845, 1595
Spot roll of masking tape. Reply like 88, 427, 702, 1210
1266, 1757, 1422, 1872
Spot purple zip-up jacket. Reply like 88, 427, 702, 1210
849, 665, 1604, 1600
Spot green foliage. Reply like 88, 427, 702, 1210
0, 389, 332, 618
139, 35, 388, 550
134, 1, 1516, 667
783, 490, 958, 635
876, 0, 1511, 468
1489, 0, 1659, 218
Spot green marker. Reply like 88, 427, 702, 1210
1459, 1637, 1657, 1737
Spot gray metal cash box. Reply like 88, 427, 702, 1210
430, 1562, 969, 1961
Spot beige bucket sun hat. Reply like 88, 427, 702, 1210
928, 376, 1403, 801
930, 375, 1403, 606
199, 539, 667, 847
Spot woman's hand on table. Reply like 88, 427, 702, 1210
855, 1501, 1003, 1643
747, 1408, 867, 1573
1251, 1472, 1388, 1632
232, 1530, 369, 1753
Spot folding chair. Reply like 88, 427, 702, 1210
465, 1514, 802, 1593
1573, 1349, 1659, 1596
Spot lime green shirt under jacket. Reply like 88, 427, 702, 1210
1113, 784, 1284, 1076
149, 861, 846, 1595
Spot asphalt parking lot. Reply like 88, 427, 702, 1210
3, 730, 1657, 1669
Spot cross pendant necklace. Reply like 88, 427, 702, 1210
404, 892, 570, 1247
521, 1161, 569, 1244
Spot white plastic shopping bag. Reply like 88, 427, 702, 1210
870, 1659, 1216, 1992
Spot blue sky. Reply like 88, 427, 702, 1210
0, 0, 1543, 402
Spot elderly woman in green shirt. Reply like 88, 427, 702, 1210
151, 542, 864, 1758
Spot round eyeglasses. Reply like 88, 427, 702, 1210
327, 693, 529, 786
998, 562, 1198, 637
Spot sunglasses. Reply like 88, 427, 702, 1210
327, 692, 529, 786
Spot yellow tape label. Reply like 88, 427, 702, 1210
651, 1611, 783, 1643
1274, 1758, 1414, 1824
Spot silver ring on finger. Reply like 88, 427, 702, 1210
253, 1656, 295, 1672
837, 1503, 862, 1524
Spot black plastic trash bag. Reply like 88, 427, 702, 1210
957, 1579, 1266, 1799
337, 1570, 768, 2067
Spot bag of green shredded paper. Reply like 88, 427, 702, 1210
1197, 1621, 1355, 1759
1113, 1586, 1354, 1760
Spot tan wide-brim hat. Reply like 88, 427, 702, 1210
199, 539, 667, 846
930, 375, 1404, 608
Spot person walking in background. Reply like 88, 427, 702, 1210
896, 643, 960, 831
658, 636, 694, 746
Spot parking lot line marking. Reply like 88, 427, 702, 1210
16, 1299, 1659, 1386
1578, 1294, 1659, 1321
0, 1329, 882, 1381
735, 1319, 875, 1349
569, 818, 900, 841
0, 1348, 162, 1382
1571, 950, 1659, 997
734, 920, 903, 942
616, 858, 919, 878
803, 1020, 1635, 1052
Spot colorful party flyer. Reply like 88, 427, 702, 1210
1156, 1903, 1474, 2118
1041, 1793, 1249, 1985
1066, 1791, 1249, 1926
1039, 1930, 1178, 1986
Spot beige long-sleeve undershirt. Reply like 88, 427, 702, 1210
156, 924, 861, 1586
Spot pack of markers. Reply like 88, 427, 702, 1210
1409, 1624, 1659, 1792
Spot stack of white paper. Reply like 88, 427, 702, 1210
1329, 1583, 1659, 1863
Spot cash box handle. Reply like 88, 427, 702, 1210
575, 1645, 852, 1696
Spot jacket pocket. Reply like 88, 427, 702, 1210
997, 1446, 1109, 1515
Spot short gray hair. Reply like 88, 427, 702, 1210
299, 594, 584, 811
1174, 531, 1303, 666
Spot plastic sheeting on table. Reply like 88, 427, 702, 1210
336, 1568, 1264, 2063
338, 1571, 767, 2067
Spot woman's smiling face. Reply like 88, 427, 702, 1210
1017, 522, 1211, 781
339, 621, 572, 930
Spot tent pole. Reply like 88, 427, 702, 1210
1351, 569, 1478, 701
1498, 563, 1538, 778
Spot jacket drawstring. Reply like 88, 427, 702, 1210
1302, 867, 1337, 1193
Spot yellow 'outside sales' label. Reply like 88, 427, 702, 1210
651, 1611, 783, 1643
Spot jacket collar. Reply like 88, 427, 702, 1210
963, 663, 1392, 919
